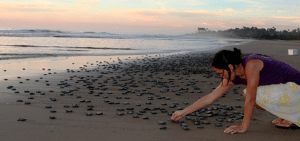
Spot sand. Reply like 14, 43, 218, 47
0, 40, 300, 141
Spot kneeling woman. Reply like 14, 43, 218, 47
171, 48, 300, 134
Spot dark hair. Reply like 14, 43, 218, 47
211, 47, 242, 85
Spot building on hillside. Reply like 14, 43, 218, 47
198, 27, 208, 33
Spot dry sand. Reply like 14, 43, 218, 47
0, 40, 300, 141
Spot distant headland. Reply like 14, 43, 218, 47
185, 27, 300, 40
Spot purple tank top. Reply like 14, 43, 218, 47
232, 54, 300, 86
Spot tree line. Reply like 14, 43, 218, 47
187, 26, 300, 40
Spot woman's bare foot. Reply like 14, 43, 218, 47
272, 118, 284, 124
276, 120, 294, 127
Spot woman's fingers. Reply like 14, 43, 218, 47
171, 111, 184, 121
224, 125, 238, 134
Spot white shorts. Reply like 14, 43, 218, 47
243, 82, 300, 127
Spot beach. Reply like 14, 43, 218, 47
1, 40, 300, 141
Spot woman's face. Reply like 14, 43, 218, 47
213, 65, 236, 81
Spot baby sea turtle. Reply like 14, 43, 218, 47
117, 109, 125, 111
49, 98, 56, 101
216, 119, 224, 122
202, 121, 210, 124
169, 104, 176, 108
146, 102, 152, 105
24, 102, 31, 105
196, 125, 204, 129
233, 111, 240, 114
133, 115, 139, 118
126, 108, 134, 110
123, 102, 129, 105
76, 96, 82, 98
16, 100, 23, 102
17, 118, 26, 121
143, 117, 149, 120
160, 126, 167, 130
49, 116, 56, 119
72, 104, 78, 108
214, 122, 222, 127
64, 105, 70, 108
127, 111, 134, 114
180, 123, 187, 127
45, 106, 52, 109
96, 112, 103, 115
87, 105, 94, 108
158, 121, 166, 125
227, 119, 234, 123
50, 110, 56, 113
66, 110, 73, 113
86, 112, 93, 116
116, 113, 124, 116
182, 126, 190, 130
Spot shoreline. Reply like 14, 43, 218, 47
1, 40, 300, 141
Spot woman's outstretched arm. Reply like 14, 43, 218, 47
171, 79, 234, 121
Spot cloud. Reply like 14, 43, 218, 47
137, 8, 221, 20
278, 10, 287, 13
270, 16, 300, 19
225, 8, 234, 12
252, 21, 265, 25
245, 10, 253, 12
292, 20, 300, 23
0, 1, 55, 12
75, 0, 99, 6
189, 1, 205, 6
129, 13, 159, 22
171, 24, 183, 27
156, 2, 164, 5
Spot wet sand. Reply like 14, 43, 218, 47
1, 40, 300, 141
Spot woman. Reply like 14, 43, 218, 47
171, 48, 300, 134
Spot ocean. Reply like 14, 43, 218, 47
0, 28, 252, 61
0, 28, 253, 88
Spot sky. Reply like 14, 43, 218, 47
0, 0, 300, 35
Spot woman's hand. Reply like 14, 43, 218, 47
224, 125, 247, 134
171, 110, 188, 122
